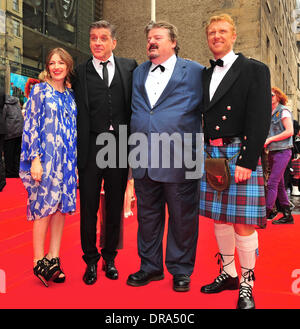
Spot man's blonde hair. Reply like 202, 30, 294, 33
206, 13, 236, 34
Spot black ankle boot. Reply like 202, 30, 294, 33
266, 208, 277, 220
272, 206, 294, 224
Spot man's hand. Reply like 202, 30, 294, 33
234, 165, 252, 183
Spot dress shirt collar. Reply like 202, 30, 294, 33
150, 54, 177, 73
218, 50, 237, 67
92, 53, 115, 67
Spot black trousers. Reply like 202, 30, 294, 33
4, 137, 21, 178
79, 133, 128, 265
0, 135, 6, 191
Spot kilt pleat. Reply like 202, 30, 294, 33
199, 143, 267, 226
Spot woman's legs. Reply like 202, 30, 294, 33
266, 150, 292, 211
33, 216, 51, 265
47, 211, 65, 259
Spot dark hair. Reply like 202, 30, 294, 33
144, 21, 180, 55
89, 20, 116, 39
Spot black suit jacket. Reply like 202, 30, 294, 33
72, 56, 138, 170
202, 53, 272, 171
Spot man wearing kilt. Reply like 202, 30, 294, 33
199, 14, 271, 309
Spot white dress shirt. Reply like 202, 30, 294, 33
92, 53, 115, 87
209, 50, 238, 101
145, 54, 177, 108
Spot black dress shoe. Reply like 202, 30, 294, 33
173, 274, 190, 292
127, 270, 164, 287
272, 206, 294, 224
237, 284, 255, 309
83, 264, 97, 285
201, 272, 239, 294
102, 260, 118, 280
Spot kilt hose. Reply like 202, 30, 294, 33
199, 143, 267, 227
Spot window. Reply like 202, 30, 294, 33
12, 19, 20, 37
13, 0, 19, 12
14, 47, 21, 62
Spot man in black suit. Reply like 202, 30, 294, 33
199, 14, 271, 309
72, 20, 137, 285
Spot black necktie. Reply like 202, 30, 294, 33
151, 64, 165, 72
101, 61, 109, 86
210, 58, 224, 69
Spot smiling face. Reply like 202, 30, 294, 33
90, 27, 116, 61
48, 53, 68, 83
146, 27, 176, 64
207, 20, 237, 59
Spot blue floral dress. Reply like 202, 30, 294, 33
19, 82, 77, 220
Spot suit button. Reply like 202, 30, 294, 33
150, 111, 154, 114
222, 116, 227, 120
215, 126, 220, 131
227, 106, 231, 110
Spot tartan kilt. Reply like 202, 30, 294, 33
199, 143, 267, 226
291, 158, 300, 179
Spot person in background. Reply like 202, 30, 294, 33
22, 78, 40, 117
124, 169, 135, 218
265, 87, 294, 225
3, 95, 24, 178
19, 47, 77, 287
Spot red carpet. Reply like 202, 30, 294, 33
0, 178, 300, 309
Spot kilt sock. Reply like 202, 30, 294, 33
214, 223, 238, 278
235, 230, 258, 289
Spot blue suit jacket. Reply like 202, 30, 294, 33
130, 57, 204, 183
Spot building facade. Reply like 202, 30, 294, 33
102, 0, 300, 116
0, 0, 103, 95
1, 0, 299, 117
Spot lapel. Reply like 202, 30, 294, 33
205, 53, 245, 112
203, 67, 213, 110
79, 57, 92, 112
140, 61, 152, 110
153, 57, 186, 109
114, 56, 129, 105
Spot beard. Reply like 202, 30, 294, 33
147, 44, 159, 60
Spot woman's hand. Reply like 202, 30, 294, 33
31, 156, 43, 182
264, 137, 273, 148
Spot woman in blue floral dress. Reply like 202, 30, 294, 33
19, 48, 77, 286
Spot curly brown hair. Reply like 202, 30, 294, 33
272, 87, 288, 105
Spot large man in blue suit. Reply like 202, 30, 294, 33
127, 21, 204, 292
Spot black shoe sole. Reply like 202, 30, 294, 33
201, 285, 239, 294
83, 278, 97, 285
272, 221, 294, 225
127, 274, 164, 287
173, 285, 190, 292
105, 273, 118, 280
